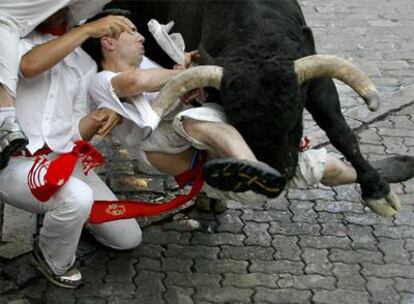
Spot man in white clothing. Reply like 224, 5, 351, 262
0, 8, 141, 289
0, 0, 114, 170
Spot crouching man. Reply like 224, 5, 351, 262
0, 9, 141, 289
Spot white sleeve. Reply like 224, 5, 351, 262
88, 71, 161, 129
71, 64, 97, 142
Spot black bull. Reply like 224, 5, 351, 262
106, 0, 400, 215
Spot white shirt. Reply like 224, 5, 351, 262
88, 57, 162, 130
0, 0, 111, 37
16, 32, 97, 154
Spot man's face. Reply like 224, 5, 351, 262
114, 22, 146, 65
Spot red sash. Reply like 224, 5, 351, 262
27, 141, 104, 202
89, 152, 206, 224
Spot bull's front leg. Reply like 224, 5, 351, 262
305, 77, 400, 217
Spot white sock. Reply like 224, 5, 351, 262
0, 107, 15, 125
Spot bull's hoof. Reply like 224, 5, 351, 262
371, 155, 414, 183
202, 158, 286, 198
363, 190, 401, 217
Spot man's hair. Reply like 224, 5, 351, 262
81, 8, 133, 71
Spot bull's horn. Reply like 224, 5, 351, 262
150, 65, 223, 117
294, 55, 379, 111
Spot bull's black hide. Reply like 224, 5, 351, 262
106, 0, 394, 206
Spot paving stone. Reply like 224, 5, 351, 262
347, 225, 378, 250
377, 238, 411, 264
373, 225, 414, 239
2, 256, 38, 286
164, 244, 219, 260
361, 263, 414, 278
249, 260, 304, 275
223, 273, 278, 288
216, 211, 244, 234
313, 289, 370, 304
133, 271, 165, 302
314, 201, 364, 214
194, 287, 254, 303
76, 298, 106, 304
243, 223, 272, 247
405, 239, 414, 252
332, 263, 366, 291
164, 272, 221, 288
277, 274, 336, 290
191, 232, 245, 247
334, 185, 362, 202
302, 248, 332, 276
290, 201, 318, 223
0, 279, 18, 294
143, 226, 191, 245
320, 222, 348, 237
394, 278, 414, 293
300, 236, 351, 250
329, 249, 383, 264
135, 257, 161, 272
401, 293, 414, 304
161, 258, 193, 273
366, 277, 400, 304
272, 235, 302, 261
164, 286, 195, 304
106, 257, 137, 282
287, 189, 336, 201
242, 209, 292, 223
254, 288, 311, 304
194, 259, 248, 274
269, 222, 321, 236
221, 246, 274, 261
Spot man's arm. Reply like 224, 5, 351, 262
78, 108, 122, 141
20, 15, 134, 78
111, 68, 182, 98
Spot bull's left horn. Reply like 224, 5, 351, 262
294, 55, 379, 111
142, 65, 223, 140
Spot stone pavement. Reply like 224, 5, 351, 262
1, 0, 414, 303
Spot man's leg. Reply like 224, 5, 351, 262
321, 153, 357, 186
177, 116, 286, 198
80, 169, 142, 250
0, 157, 92, 288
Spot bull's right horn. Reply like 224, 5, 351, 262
142, 65, 223, 140
294, 55, 379, 111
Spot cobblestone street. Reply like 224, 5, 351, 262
1, 0, 414, 303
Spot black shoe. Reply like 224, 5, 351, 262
202, 158, 286, 198
371, 155, 414, 183
0, 116, 28, 170
32, 238, 83, 289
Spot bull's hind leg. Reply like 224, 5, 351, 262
305, 78, 400, 216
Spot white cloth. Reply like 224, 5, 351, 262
15, 32, 96, 154
0, 0, 110, 95
0, 155, 142, 275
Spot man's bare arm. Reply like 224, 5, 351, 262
111, 68, 182, 98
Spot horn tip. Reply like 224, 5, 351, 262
366, 94, 380, 112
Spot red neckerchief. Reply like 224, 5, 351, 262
36, 22, 67, 36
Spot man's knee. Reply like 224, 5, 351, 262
58, 179, 94, 219
101, 224, 142, 250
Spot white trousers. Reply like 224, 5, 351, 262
0, 154, 142, 275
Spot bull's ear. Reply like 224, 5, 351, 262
302, 26, 316, 55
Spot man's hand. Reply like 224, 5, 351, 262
83, 15, 135, 39
180, 88, 208, 104
93, 108, 123, 138
184, 50, 200, 68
